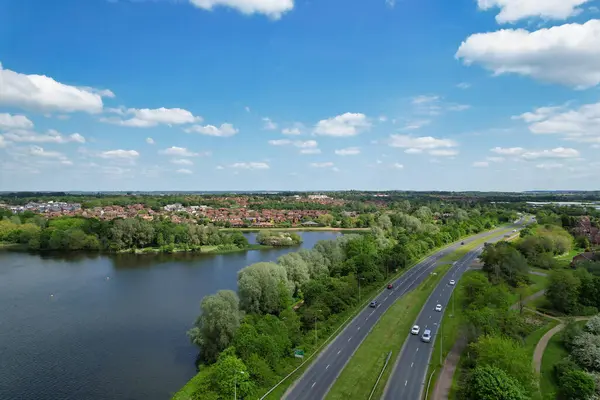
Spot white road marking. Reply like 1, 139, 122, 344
405, 380, 408, 387
411, 362, 414, 368
337, 350, 341, 355
326, 364, 330, 370
429, 315, 432, 319
312, 382, 316, 389
348, 337, 352, 342
416, 347, 419, 352
370, 310, 375, 317
358, 327, 361, 331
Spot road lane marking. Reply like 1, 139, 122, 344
369, 310, 375, 317
358, 326, 361, 331
348, 337, 352, 342
411, 362, 414, 368
416, 347, 419, 352
337, 350, 341, 355
312, 382, 316, 389
405, 380, 408, 387
326, 364, 330, 370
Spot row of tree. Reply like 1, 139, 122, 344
182, 207, 514, 399
0, 214, 248, 252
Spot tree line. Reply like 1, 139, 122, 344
181, 206, 515, 399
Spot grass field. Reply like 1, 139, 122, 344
326, 263, 453, 400
540, 328, 568, 398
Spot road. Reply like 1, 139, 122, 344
283, 224, 520, 400
382, 224, 525, 400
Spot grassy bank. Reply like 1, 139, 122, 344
118, 243, 272, 255
219, 227, 369, 233
326, 262, 453, 400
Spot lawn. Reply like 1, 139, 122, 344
325, 263, 453, 400
540, 329, 568, 398
554, 248, 584, 268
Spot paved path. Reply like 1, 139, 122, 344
431, 337, 466, 400
533, 316, 591, 373
510, 290, 547, 311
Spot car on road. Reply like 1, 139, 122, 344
435, 304, 443, 312
387, 283, 393, 289
421, 329, 431, 343
460, 241, 465, 245
411, 325, 420, 335
369, 300, 378, 308
449, 280, 455, 285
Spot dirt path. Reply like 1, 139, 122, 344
431, 336, 467, 400
509, 290, 547, 311
533, 316, 591, 373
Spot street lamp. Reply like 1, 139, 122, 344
315, 309, 322, 345
234, 371, 245, 400
358, 276, 365, 303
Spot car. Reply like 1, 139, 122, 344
369, 301, 378, 308
449, 280, 456, 286
460, 241, 465, 245
435, 304, 443, 312
513, 229, 517, 232
421, 329, 432, 343
387, 283, 393, 289
411, 325, 420, 335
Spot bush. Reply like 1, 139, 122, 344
558, 369, 596, 400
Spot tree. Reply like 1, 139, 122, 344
237, 262, 292, 315
278, 253, 310, 296
377, 214, 392, 232
571, 333, 600, 371
211, 348, 255, 399
585, 314, 600, 335
481, 242, 530, 287
464, 365, 529, 400
296, 248, 329, 279
317, 213, 334, 226
546, 270, 581, 314
558, 369, 596, 400
187, 290, 243, 363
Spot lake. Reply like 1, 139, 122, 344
0, 231, 342, 400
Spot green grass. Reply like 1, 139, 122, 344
523, 316, 560, 357
554, 248, 584, 268
326, 263, 453, 400
540, 328, 568, 398
171, 367, 212, 400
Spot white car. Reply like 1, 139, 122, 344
421, 329, 432, 343
449, 280, 455, 286
411, 325, 420, 335
435, 304, 443, 312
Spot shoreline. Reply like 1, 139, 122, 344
219, 227, 369, 232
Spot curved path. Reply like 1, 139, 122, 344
533, 316, 591, 373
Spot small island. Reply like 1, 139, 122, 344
256, 230, 303, 246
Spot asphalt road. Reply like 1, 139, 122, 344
283, 224, 519, 400
382, 223, 525, 400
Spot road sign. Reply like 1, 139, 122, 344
294, 349, 304, 358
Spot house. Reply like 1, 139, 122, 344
301, 221, 321, 227
571, 252, 599, 268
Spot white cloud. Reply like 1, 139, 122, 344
3, 129, 85, 144
476, 0, 593, 24
0, 113, 34, 130
294, 140, 318, 148
429, 149, 459, 157
385, 0, 396, 8
389, 134, 458, 151
189, 0, 293, 19
379, 115, 388, 122
171, 158, 194, 165
521, 147, 580, 160
411, 95, 470, 116
456, 20, 600, 89
447, 104, 471, 112
28, 145, 65, 159
159, 146, 205, 157
314, 112, 371, 137
268, 139, 292, 146
176, 168, 193, 174
103, 107, 202, 128
487, 156, 505, 162
536, 162, 564, 169
473, 161, 490, 167
516, 102, 600, 144
245, 106, 251, 112
230, 162, 270, 170
299, 148, 321, 154
262, 117, 278, 130
392, 163, 404, 169
335, 147, 361, 156
402, 120, 431, 130
405, 148, 424, 154
282, 122, 304, 135
0, 63, 112, 113
216, 165, 225, 170
412, 95, 440, 105
99, 149, 140, 159
185, 123, 238, 137
310, 162, 334, 168
146, 137, 155, 145
491, 146, 525, 155
0, 136, 6, 148
457, 82, 471, 89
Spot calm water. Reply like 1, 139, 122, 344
0, 232, 341, 400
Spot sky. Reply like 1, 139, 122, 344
1, 0, 600, 192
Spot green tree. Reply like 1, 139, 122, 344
278, 253, 310, 296
211, 348, 255, 399
558, 369, 596, 400
464, 365, 529, 400
188, 290, 243, 363
546, 270, 581, 314
237, 262, 292, 315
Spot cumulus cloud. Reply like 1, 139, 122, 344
268, 139, 291, 146
310, 162, 334, 168
521, 147, 580, 160
176, 168, 193, 174
389, 135, 458, 157
262, 117, 278, 130
103, 107, 202, 128
99, 149, 140, 159
282, 122, 304, 135
230, 162, 270, 170
159, 146, 206, 157
171, 158, 194, 165
335, 147, 361, 156
536, 162, 564, 169
456, 20, 600, 89
299, 148, 321, 154
412, 95, 440, 105
0, 63, 112, 114
402, 120, 431, 130
473, 161, 490, 167
515, 102, 600, 144
3, 129, 85, 144
314, 113, 371, 137
457, 82, 471, 89
28, 146, 66, 159
189, 0, 293, 19
411, 95, 470, 116
476, 0, 593, 24
0, 113, 34, 130
392, 163, 404, 169
491, 147, 525, 155
146, 137, 155, 144
269, 139, 319, 153
185, 123, 238, 137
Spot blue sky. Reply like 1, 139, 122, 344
1, 0, 600, 191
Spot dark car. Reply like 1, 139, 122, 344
387, 283, 393, 289
369, 301, 378, 308
461, 241, 465, 245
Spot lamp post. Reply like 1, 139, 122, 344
234, 371, 245, 400
358, 276, 365, 303
315, 309, 322, 345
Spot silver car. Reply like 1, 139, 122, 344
421, 329, 432, 343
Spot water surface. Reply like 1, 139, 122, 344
0, 232, 341, 400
